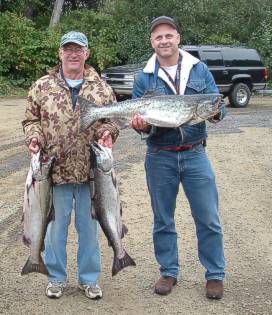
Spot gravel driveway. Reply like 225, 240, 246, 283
0, 96, 271, 315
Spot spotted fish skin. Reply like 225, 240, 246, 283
79, 93, 223, 131
91, 142, 136, 276
21, 151, 54, 276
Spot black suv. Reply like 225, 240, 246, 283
101, 45, 268, 107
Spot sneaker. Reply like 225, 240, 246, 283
78, 283, 102, 299
45, 282, 66, 299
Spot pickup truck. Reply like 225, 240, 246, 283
101, 45, 268, 107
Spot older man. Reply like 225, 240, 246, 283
22, 31, 119, 299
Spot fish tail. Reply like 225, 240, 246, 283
112, 250, 136, 276
80, 113, 95, 132
78, 96, 97, 132
21, 255, 48, 276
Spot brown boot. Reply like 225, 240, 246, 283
154, 276, 177, 295
206, 279, 223, 299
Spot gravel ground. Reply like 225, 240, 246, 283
0, 96, 271, 315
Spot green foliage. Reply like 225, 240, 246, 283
0, 76, 26, 97
103, 0, 272, 67
1, 1, 272, 92
0, 0, 54, 27
0, 12, 60, 87
249, 20, 272, 82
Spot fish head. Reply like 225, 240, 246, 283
196, 94, 223, 118
31, 151, 55, 181
30, 151, 41, 175
212, 94, 223, 108
91, 142, 113, 173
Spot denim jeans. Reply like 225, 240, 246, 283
145, 144, 225, 280
45, 183, 101, 285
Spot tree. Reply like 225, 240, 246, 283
50, 0, 64, 27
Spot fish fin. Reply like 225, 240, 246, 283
121, 224, 128, 238
22, 235, 31, 248
142, 89, 164, 98
40, 203, 54, 253
91, 206, 98, 220
112, 251, 136, 276
47, 203, 55, 222
78, 96, 100, 108
120, 202, 123, 216
21, 255, 48, 276
111, 171, 117, 187
111, 118, 128, 129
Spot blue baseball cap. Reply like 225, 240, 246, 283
60, 31, 88, 48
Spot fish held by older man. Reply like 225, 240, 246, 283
21, 151, 55, 276
91, 142, 136, 276
78, 92, 223, 132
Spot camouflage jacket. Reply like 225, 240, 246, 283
22, 64, 119, 185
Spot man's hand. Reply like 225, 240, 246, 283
28, 137, 40, 154
98, 130, 113, 148
129, 113, 151, 133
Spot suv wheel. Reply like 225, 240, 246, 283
228, 83, 251, 108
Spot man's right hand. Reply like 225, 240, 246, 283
28, 137, 40, 154
129, 113, 151, 133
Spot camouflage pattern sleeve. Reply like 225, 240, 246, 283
94, 119, 120, 143
22, 82, 46, 148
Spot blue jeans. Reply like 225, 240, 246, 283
145, 144, 225, 280
45, 183, 101, 285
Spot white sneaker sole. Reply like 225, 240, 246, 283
46, 290, 63, 299
78, 284, 102, 299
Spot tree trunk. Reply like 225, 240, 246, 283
49, 0, 65, 27
24, 0, 34, 19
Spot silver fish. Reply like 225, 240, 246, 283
79, 93, 223, 131
91, 142, 136, 276
21, 151, 54, 276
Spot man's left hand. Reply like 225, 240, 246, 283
98, 130, 113, 148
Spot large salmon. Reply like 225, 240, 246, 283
91, 142, 136, 276
79, 93, 223, 131
21, 151, 54, 276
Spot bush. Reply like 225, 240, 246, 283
0, 10, 121, 89
249, 21, 272, 86
0, 12, 60, 87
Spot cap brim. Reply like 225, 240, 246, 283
61, 39, 87, 47
150, 20, 178, 33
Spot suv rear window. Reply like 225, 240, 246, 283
202, 51, 224, 67
222, 48, 263, 67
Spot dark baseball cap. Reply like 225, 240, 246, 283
150, 16, 180, 33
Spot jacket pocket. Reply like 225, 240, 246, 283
186, 80, 206, 94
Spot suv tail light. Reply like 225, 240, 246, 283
264, 67, 268, 81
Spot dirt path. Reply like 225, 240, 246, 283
0, 97, 271, 315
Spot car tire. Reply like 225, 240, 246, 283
228, 83, 251, 108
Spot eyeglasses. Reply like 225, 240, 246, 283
62, 47, 86, 55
